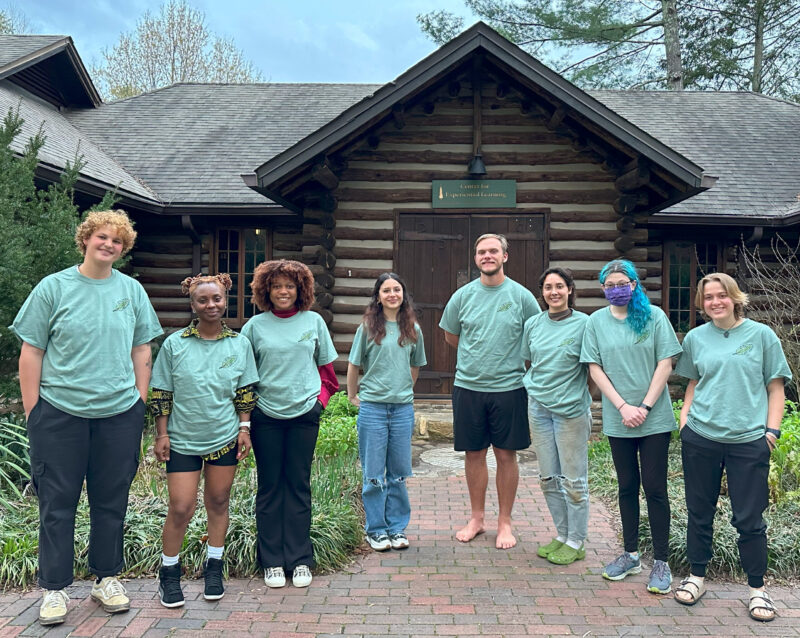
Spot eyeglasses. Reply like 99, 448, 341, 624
601, 281, 632, 290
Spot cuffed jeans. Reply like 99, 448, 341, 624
528, 399, 591, 545
251, 403, 321, 570
357, 401, 414, 535
681, 425, 770, 588
27, 397, 145, 590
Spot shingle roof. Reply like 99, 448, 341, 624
591, 90, 800, 220
0, 82, 159, 201
64, 83, 380, 206
0, 35, 67, 71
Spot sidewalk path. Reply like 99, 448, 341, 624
1, 446, 799, 637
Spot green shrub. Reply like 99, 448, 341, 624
588, 399, 800, 580
0, 414, 29, 509
0, 394, 364, 588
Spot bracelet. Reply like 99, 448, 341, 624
766, 427, 781, 439
639, 402, 652, 412
239, 421, 251, 429
616, 402, 626, 411
156, 434, 169, 440
238, 427, 251, 434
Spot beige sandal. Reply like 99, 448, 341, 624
749, 590, 776, 622
674, 576, 705, 605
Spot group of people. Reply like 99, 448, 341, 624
11, 212, 788, 627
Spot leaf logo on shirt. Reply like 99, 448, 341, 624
220, 355, 237, 369
113, 298, 131, 312
634, 330, 651, 344
298, 331, 314, 342
497, 302, 513, 313
734, 343, 754, 356
558, 337, 576, 347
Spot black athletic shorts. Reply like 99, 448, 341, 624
165, 438, 239, 473
451, 386, 531, 452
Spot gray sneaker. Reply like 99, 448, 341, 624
647, 560, 672, 594
602, 552, 642, 581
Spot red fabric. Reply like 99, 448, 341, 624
271, 308, 299, 318
317, 363, 339, 408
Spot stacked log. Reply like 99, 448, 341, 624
299, 206, 337, 326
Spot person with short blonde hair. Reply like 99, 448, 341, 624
674, 273, 789, 622
11, 208, 162, 626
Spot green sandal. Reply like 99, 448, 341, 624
537, 538, 564, 558
547, 543, 586, 565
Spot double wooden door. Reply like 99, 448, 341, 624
395, 214, 546, 397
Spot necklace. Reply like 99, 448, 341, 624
717, 318, 740, 338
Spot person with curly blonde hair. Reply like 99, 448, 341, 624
241, 260, 338, 589
11, 209, 162, 626
149, 274, 258, 608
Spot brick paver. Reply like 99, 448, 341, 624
2, 450, 799, 636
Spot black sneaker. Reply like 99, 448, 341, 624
158, 563, 184, 608
203, 558, 225, 600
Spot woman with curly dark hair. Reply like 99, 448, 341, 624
240, 260, 338, 589
149, 273, 258, 608
346, 273, 426, 552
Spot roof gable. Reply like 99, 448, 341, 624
0, 34, 100, 108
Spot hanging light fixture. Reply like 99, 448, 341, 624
468, 58, 487, 177
468, 152, 487, 176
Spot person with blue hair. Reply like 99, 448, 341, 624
580, 259, 681, 594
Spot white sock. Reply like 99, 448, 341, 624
566, 539, 582, 550
161, 553, 179, 567
556, 536, 567, 543
207, 544, 224, 560
628, 551, 639, 560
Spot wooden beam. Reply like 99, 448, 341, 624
310, 161, 339, 190
299, 191, 337, 213
303, 208, 336, 229
547, 107, 566, 130
391, 104, 405, 130
613, 193, 649, 215
615, 165, 651, 192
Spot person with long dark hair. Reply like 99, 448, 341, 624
522, 267, 592, 565
673, 273, 789, 622
346, 273, 427, 551
580, 259, 681, 594
12, 210, 162, 626
150, 273, 258, 608
241, 260, 338, 589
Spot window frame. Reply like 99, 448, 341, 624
213, 227, 272, 329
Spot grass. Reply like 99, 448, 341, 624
0, 393, 363, 588
588, 401, 800, 581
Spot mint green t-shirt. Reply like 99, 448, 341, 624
348, 322, 427, 404
439, 277, 540, 392
10, 266, 163, 418
580, 305, 681, 437
240, 310, 337, 419
150, 328, 259, 456
674, 319, 791, 443
521, 310, 591, 418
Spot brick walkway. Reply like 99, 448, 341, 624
2, 455, 799, 637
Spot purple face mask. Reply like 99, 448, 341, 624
604, 284, 633, 306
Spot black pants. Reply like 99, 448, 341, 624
251, 402, 322, 571
681, 426, 770, 588
26, 398, 145, 589
608, 432, 671, 562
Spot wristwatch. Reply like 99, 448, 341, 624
766, 427, 781, 439
639, 402, 652, 412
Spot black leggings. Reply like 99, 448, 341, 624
608, 432, 671, 562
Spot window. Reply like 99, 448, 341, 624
663, 241, 721, 333
215, 228, 270, 327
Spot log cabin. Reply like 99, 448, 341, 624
2, 23, 799, 397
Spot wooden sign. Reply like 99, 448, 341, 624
431, 180, 516, 208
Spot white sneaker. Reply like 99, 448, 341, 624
264, 566, 286, 588
366, 533, 391, 551
292, 565, 312, 588
90, 576, 130, 613
39, 589, 69, 625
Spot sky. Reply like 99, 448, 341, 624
11, 0, 477, 83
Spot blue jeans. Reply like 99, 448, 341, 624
357, 401, 414, 535
528, 398, 591, 545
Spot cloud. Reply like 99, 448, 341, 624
336, 21, 379, 51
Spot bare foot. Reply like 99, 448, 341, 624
456, 518, 485, 542
496, 521, 516, 549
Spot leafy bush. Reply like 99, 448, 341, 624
0, 395, 364, 588
588, 399, 800, 580
0, 413, 29, 509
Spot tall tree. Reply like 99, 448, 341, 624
93, 0, 263, 101
0, 5, 29, 34
418, 0, 800, 100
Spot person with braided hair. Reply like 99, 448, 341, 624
149, 273, 258, 608
580, 259, 682, 594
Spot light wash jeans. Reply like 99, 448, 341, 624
528, 398, 591, 545
357, 401, 414, 535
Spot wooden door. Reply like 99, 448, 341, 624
396, 214, 546, 397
